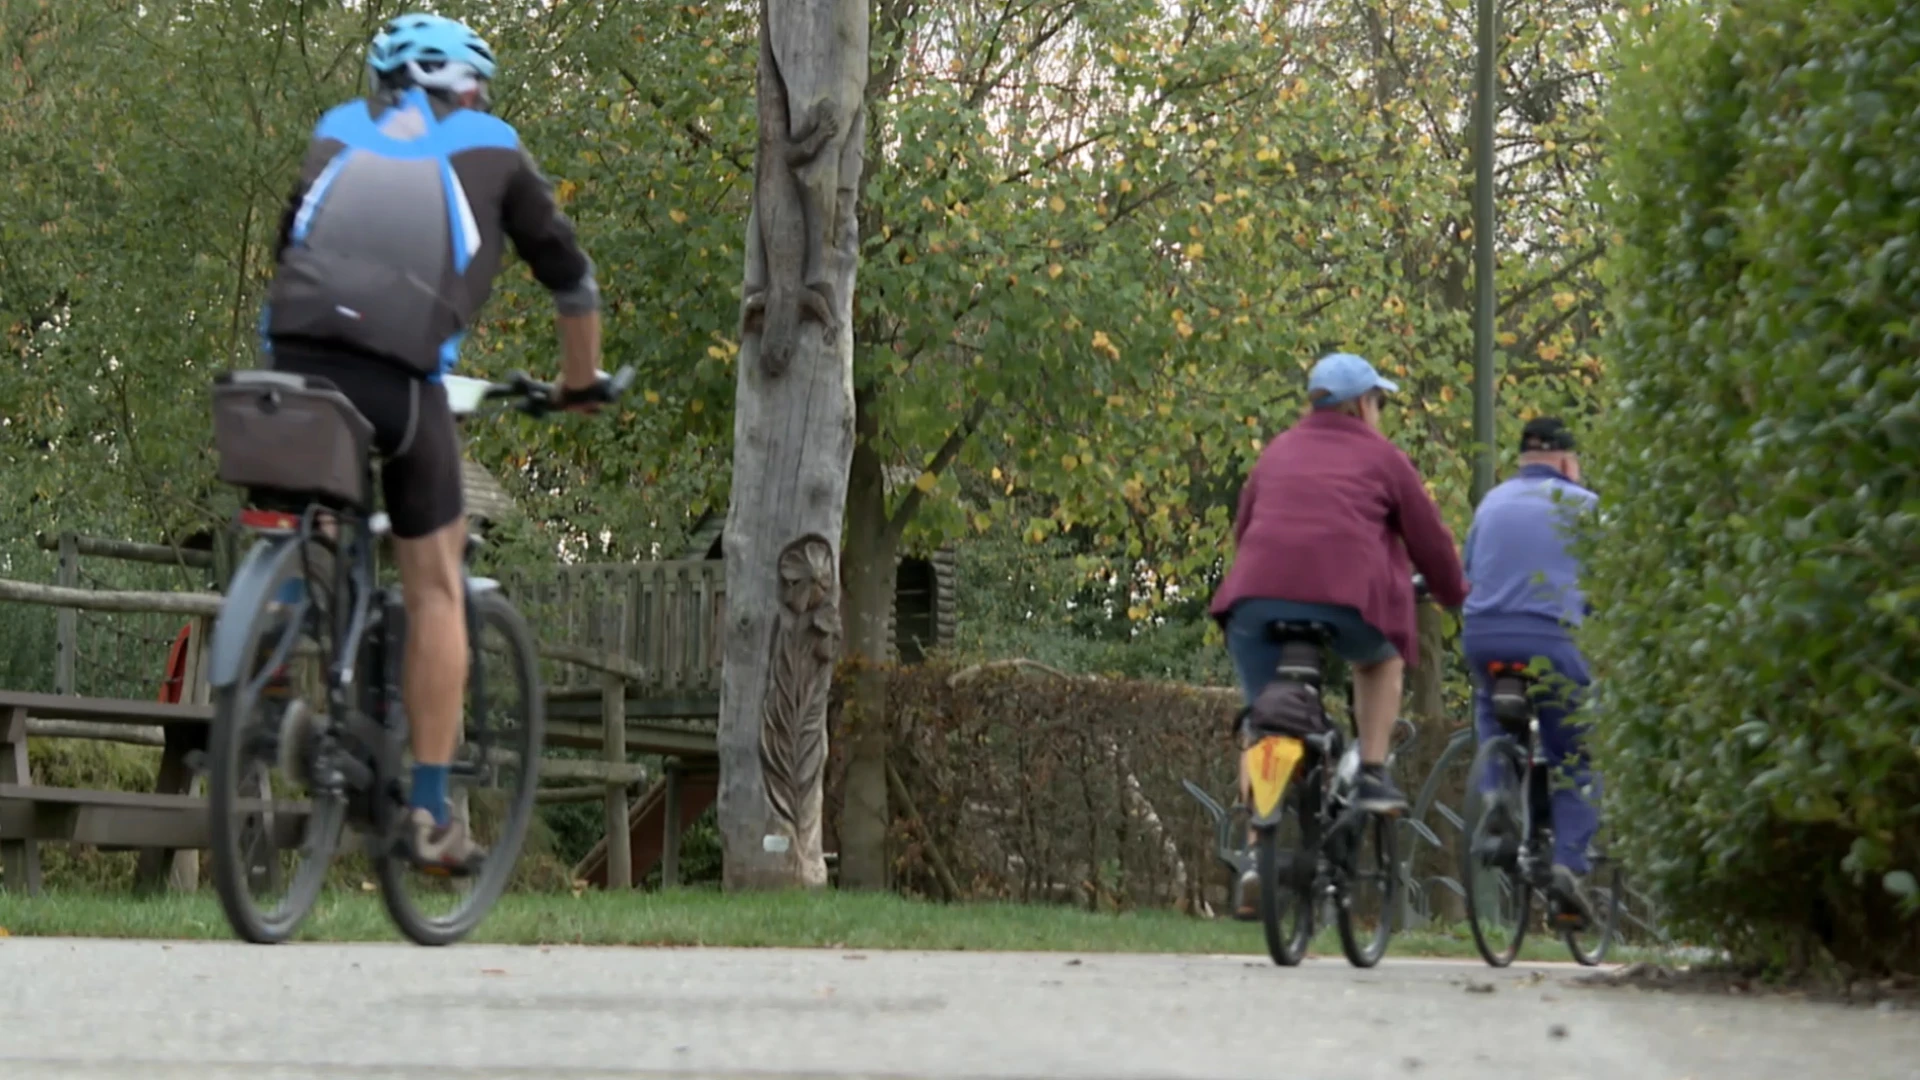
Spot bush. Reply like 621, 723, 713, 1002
877, 661, 1239, 912
1587, 0, 1920, 974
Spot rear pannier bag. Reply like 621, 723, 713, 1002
211, 370, 375, 509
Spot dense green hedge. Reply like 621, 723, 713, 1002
1586, 0, 1920, 974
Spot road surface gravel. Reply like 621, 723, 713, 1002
2, 938, 1914, 1079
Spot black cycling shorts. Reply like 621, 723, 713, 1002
265, 338, 464, 540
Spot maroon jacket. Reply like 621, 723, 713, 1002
1209, 410, 1468, 668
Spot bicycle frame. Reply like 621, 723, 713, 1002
208, 490, 498, 846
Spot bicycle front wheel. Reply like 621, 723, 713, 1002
377, 588, 546, 946
207, 535, 347, 944
1461, 736, 1531, 967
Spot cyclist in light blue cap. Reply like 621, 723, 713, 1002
1211, 351, 1467, 917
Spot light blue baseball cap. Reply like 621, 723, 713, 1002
1307, 352, 1398, 407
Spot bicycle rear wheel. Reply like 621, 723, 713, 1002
1335, 809, 1400, 968
1461, 736, 1531, 967
208, 536, 348, 944
376, 588, 545, 946
1256, 782, 1315, 966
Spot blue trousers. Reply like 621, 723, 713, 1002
1462, 629, 1600, 875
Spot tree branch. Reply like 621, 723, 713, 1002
884, 397, 990, 543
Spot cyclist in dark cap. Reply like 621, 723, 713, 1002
1461, 416, 1601, 927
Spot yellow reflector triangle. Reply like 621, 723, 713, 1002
1244, 735, 1305, 818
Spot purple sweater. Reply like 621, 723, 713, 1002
1209, 411, 1468, 667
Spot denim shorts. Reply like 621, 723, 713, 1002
1225, 599, 1399, 705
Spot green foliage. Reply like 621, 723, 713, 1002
1586, 0, 1920, 974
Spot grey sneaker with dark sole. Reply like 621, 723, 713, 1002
1353, 767, 1409, 816
404, 807, 487, 878
1234, 868, 1261, 921
1548, 864, 1596, 931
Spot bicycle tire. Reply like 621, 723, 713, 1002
1256, 782, 1315, 967
376, 588, 545, 947
208, 536, 346, 945
1336, 810, 1400, 968
1461, 736, 1531, 968
1565, 856, 1625, 966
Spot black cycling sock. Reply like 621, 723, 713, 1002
1360, 762, 1388, 778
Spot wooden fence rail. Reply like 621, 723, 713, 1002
0, 569, 685, 894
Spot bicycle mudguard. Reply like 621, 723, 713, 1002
1244, 734, 1305, 826
208, 535, 306, 690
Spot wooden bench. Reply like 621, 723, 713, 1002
0, 690, 237, 895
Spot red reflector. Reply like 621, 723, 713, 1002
240, 509, 300, 531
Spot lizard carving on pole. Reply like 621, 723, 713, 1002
740, 0, 864, 379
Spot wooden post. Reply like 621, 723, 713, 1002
0, 706, 41, 894
661, 759, 683, 889
54, 533, 77, 695
172, 616, 213, 892
717, 0, 868, 891
138, 617, 211, 894
602, 670, 630, 890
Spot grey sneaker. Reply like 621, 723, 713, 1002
1548, 864, 1596, 931
1353, 765, 1408, 816
1234, 869, 1261, 921
404, 807, 486, 877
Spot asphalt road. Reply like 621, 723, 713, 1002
2, 938, 1915, 1080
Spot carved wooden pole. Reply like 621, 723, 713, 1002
717, 0, 868, 890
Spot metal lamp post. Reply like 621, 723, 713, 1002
1470, 0, 1499, 506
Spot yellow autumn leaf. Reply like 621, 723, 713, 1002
1496, 331, 1518, 346
707, 345, 728, 360
1157, 402, 1173, 416
1187, 243, 1205, 259
555, 179, 578, 205
1126, 605, 1149, 622
1106, 394, 1126, 408
914, 471, 938, 493
1176, 322, 1194, 339
1119, 178, 1133, 193
1110, 44, 1130, 64
990, 467, 1003, 481
1142, 133, 1158, 148
690, 399, 705, 413
1553, 291, 1577, 311
644, 390, 662, 405
1048, 195, 1066, 213
1048, 263, 1064, 279
1061, 453, 1079, 471
1122, 477, 1146, 502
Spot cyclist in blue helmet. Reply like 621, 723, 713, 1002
260, 12, 604, 874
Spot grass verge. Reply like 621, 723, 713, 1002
0, 888, 1658, 963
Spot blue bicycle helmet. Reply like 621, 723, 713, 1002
367, 12, 497, 89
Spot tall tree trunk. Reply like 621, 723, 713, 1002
718, 0, 870, 891
836, 394, 897, 890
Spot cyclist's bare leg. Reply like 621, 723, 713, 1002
391, 517, 470, 859
1352, 657, 1404, 765
393, 517, 467, 768
1352, 657, 1408, 813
